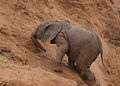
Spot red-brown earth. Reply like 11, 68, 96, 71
0, 0, 120, 86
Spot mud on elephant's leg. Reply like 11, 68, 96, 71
54, 46, 66, 73
54, 40, 68, 73
54, 61, 63, 73
78, 68, 100, 86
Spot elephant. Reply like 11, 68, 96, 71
31, 21, 109, 86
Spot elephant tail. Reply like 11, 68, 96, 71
100, 49, 110, 74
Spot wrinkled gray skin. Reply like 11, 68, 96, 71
31, 21, 109, 86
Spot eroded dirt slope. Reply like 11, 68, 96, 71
0, 0, 120, 86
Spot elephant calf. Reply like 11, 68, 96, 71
31, 21, 109, 86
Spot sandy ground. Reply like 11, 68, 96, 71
0, 0, 120, 86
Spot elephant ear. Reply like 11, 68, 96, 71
37, 21, 62, 42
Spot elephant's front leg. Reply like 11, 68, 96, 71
54, 36, 68, 73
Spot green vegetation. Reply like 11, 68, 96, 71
0, 54, 9, 63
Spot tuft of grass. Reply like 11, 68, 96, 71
0, 54, 9, 63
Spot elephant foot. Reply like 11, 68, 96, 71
54, 69, 63, 73
54, 62, 63, 73
91, 79, 101, 86
77, 68, 101, 86
84, 80, 101, 86
90, 83, 101, 86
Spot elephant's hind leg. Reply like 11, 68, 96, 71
78, 68, 100, 86
68, 57, 75, 69
68, 58, 79, 72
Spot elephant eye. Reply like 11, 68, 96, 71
50, 38, 56, 44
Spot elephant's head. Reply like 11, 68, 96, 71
31, 21, 62, 52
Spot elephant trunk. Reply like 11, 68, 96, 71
36, 40, 46, 52
31, 32, 46, 52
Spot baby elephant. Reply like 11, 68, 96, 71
31, 21, 109, 86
